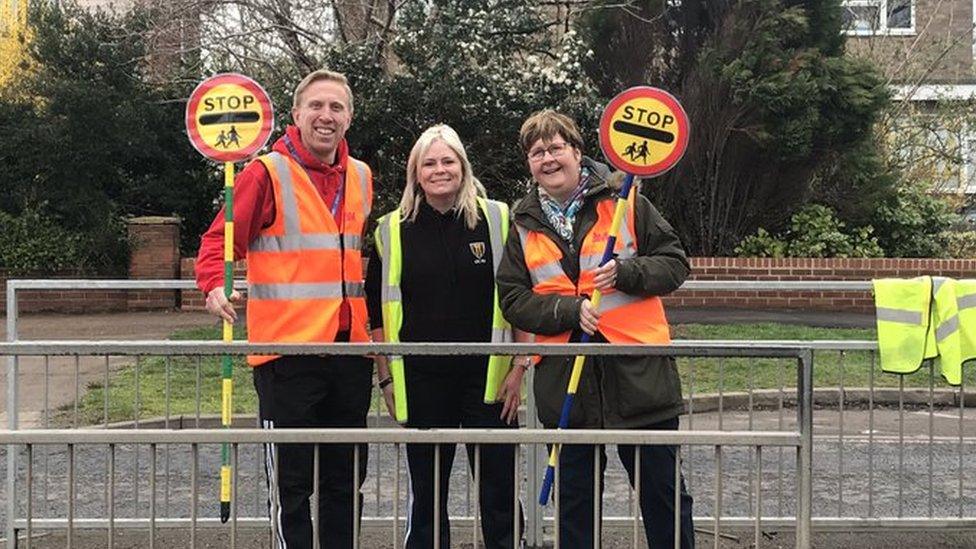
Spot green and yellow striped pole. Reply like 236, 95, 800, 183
185, 72, 274, 523
220, 161, 235, 523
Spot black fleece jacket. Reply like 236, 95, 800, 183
365, 201, 494, 349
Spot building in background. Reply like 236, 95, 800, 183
843, 0, 976, 202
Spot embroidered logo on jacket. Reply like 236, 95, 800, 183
469, 241, 487, 264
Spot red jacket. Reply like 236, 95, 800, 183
195, 125, 353, 330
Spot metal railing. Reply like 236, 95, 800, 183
6, 278, 975, 547
2, 339, 814, 548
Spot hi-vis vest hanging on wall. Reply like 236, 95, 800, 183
873, 276, 976, 385
375, 198, 513, 424
246, 152, 373, 366
516, 191, 671, 346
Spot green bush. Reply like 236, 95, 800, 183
868, 184, 957, 258
944, 231, 976, 259
735, 204, 884, 258
0, 204, 89, 275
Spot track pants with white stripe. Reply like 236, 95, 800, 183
253, 354, 373, 549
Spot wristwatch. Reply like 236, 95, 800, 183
513, 357, 533, 371
378, 376, 393, 389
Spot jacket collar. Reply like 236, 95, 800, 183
272, 125, 349, 176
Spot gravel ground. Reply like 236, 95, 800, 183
2, 410, 975, 548
6, 524, 976, 548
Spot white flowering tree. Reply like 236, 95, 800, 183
338, 1, 600, 213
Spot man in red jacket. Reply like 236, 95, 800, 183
196, 69, 373, 549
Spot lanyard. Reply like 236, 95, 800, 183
283, 135, 344, 218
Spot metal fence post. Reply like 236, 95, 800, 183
525, 367, 543, 547
796, 349, 813, 549
7, 281, 19, 549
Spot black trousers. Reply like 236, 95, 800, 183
403, 359, 524, 549
555, 417, 695, 549
253, 353, 373, 549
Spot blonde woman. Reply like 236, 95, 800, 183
365, 125, 526, 548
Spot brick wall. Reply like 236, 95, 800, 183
181, 257, 246, 311
178, 256, 976, 315
128, 216, 181, 310
0, 217, 182, 315
661, 257, 976, 313
0, 272, 129, 314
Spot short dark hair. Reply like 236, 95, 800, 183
519, 109, 584, 153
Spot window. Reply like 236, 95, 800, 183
842, 0, 914, 35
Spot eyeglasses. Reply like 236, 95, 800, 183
527, 141, 571, 162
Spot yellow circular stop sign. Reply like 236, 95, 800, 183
185, 73, 273, 162
599, 87, 689, 177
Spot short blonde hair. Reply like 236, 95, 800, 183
400, 125, 481, 230
519, 109, 584, 153
292, 69, 354, 114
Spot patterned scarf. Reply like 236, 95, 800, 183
538, 167, 589, 242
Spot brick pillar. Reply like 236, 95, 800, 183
128, 216, 181, 310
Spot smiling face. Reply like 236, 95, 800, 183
527, 134, 582, 202
291, 79, 352, 164
417, 139, 463, 208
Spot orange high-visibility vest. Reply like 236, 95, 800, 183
515, 196, 671, 345
246, 151, 373, 366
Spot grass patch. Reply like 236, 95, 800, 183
73, 324, 258, 426
672, 323, 973, 393
72, 322, 966, 425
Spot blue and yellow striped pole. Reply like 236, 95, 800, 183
220, 161, 235, 522
538, 173, 636, 505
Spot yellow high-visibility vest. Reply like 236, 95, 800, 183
374, 198, 512, 423
932, 277, 962, 385
957, 280, 976, 368
873, 276, 969, 385
873, 277, 937, 375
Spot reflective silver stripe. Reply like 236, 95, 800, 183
876, 307, 923, 325
933, 276, 948, 295
350, 159, 371, 221
266, 153, 302, 237
958, 293, 976, 310
580, 253, 603, 272
937, 314, 960, 342
378, 215, 395, 306
250, 233, 342, 252
492, 327, 513, 343
342, 234, 362, 251
515, 224, 530, 246
528, 260, 565, 286
384, 285, 402, 302
249, 282, 344, 300
344, 281, 365, 297
482, 199, 506, 274
617, 205, 637, 259
597, 291, 641, 313
514, 222, 561, 287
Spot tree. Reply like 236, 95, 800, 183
576, 0, 889, 255
339, 1, 599, 214
181, 0, 600, 216
0, 2, 213, 273
0, 0, 29, 88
